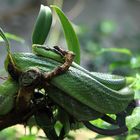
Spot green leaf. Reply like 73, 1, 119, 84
54, 121, 63, 136
4, 32, 24, 43
32, 5, 52, 45
0, 28, 10, 53
0, 37, 3, 42
100, 47, 132, 56
126, 107, 140, 130
100, 21, 115, 34
51, 5, 81, 64
20, 135, 36, 140
126, 134, 139, 140
0, 127, 17, 139
134, 90, 140, 99
131, 56, 140, 69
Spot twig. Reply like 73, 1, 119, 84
43, 46, 75, 80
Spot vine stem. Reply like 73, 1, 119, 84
83, 121, 128, 136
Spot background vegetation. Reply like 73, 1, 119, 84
0, 0, 140, 139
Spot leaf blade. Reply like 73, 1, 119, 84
32, 5, 52, 45
126, 107, 140, 130
5, 32, 24, 43
100, 47, 132, 56
51, 5, 81, 64
0, 28, 10, 53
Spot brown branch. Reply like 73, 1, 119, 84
0, 69, 41, 131
0, 107, 35, 131
44, 46, 75, 80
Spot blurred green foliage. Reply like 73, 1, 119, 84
0, 127, 36, 140
1, 1, 140, 139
